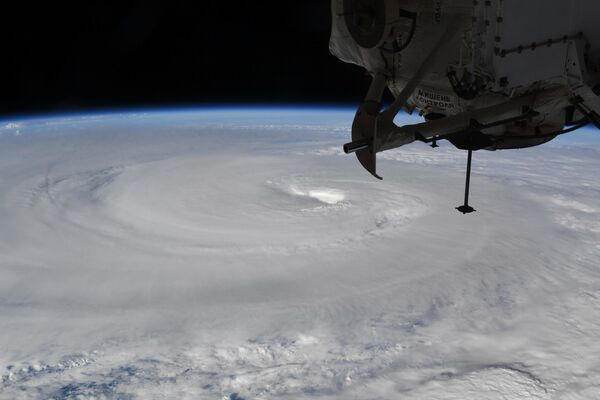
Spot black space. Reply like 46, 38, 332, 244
2, 1, 372, 116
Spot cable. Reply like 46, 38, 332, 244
500, 119, 590, 140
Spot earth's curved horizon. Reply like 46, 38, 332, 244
0, 107, 599, 399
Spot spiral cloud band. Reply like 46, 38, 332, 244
0, 109, 599, 399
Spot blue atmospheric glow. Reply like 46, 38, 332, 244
0, 106, 596, 147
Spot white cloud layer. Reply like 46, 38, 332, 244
0, 110, 599, 399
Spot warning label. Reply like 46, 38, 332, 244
413, 88, 456, 111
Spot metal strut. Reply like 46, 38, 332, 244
342, 17, 462, 179
456, 149, 476, 214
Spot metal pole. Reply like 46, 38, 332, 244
464, 149, 472, 206
456, 150, 476, 214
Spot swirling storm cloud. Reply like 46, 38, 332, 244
1, 109, 599, 399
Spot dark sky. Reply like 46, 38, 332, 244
2, 1, 371, 116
